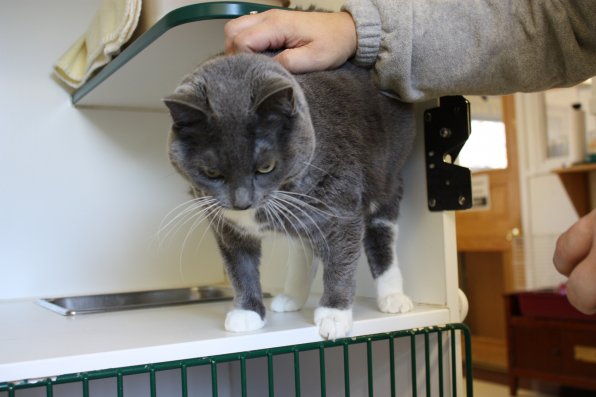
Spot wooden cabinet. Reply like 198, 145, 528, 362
505, 293, 596, 396
553, 163, 596, 217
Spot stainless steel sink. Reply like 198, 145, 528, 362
37, 286, 246, 316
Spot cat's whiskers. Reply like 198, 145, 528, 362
180, 202, 218, 249
214, 206, 226, 235
164, 200, 218, 246
269, 193, 330, 255
152, 196, 221, 280
177, 201, 223, 274
275, 191, 350, 220
270, 194, 330, 254
262, 203, 293, 272
266, 195, 319, 271
302, 161, 334, 177
158, 197, 216, 232
155, 197, 217, 247
155, 199, 199, 246
264, 201, 296, 244
266, 199, 312, 266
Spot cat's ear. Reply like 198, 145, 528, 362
253, 78, 295, 118
163, 92, 208, 128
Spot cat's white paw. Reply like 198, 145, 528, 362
270, 293, 304, 312
314, 307, 352, 340
375, 261, 413, 314
377, 292, 414, 314
224, 309, 265, 332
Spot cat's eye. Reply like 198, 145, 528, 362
256, 161, 276, 174
203, 168, 223, 179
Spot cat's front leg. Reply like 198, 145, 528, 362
214, 225, 266, 332
314, 231, 361, 340
271, 239, 319, 313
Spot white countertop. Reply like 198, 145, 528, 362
0, 296, 450, 383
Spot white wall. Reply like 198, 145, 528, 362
0, 1, 458, 315
515, 87, 595, 289
0, 1, 225, 300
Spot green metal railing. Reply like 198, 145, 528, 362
0, 323, 472, 397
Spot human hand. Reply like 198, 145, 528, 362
553, 209, 596, 315
224, 9, 357, 74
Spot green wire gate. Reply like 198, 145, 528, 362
0, 323, 473, 397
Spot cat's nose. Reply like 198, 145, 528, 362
233, 187, 252, 210
234, 203, 251, 210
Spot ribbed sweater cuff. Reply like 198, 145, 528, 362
341, 0, 382, 67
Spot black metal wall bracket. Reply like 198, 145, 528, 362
424, 96, 473, 211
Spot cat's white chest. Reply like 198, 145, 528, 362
222, 209, 262, 236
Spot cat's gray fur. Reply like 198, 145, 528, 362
164, 53, 415, 339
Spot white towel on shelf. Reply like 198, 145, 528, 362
54, 0, 142, 89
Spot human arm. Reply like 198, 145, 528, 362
553, 210, 596, 315
225, 0, 596, 102
344, 0, 596, 101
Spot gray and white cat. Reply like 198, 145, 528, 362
164, 53, 415, 340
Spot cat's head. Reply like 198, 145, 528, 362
164, 54, 315, 210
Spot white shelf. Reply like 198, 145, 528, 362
0, 297, 450, 383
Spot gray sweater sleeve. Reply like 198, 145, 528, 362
341, 0, 596, 102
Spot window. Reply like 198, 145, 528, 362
458, 119, 508, 171
457, 96, 508, 171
